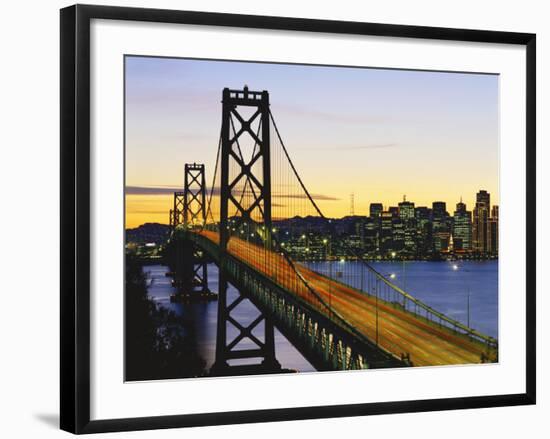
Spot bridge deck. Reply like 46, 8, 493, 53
199, 230, 496, 367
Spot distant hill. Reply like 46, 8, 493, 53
126, 223, 170, 245
273, 215, 366, 235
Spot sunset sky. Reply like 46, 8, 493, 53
125, 56, 499, 229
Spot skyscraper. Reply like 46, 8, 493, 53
363, 217, 379, 254
455, 199, 467, 214
472, 190, 490, 254
369, 203, 383, 219
415, 206, 431, 221
392, 218, 405, 251
380, 211, 393, 254
398, 196, 416, 253
477, 190, 490, 207
398, 196, 415, 221
488, 205, 499, 256
432, 202, 447, 221
453, 198, 472, 251
415, 206, 432, 255
432, 201, 450, 252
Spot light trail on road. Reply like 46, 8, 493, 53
199, 230, 496, 367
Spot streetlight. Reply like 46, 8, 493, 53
387, 272, 397, 302
389, 251, 405, 306
375, 277, 380, 346
401, 257, 406, 307
467, 285, 471, 328
323, 238, 332, 317
375, 270, 402, 345
453, 263, 471, 329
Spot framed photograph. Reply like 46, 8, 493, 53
60, 4, 536, 434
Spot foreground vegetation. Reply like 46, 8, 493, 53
125, 253, 206, 381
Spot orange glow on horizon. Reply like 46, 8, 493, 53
125, 188, 500, 229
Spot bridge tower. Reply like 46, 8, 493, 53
172, 166, 211, 298
172, 191, 185, 227
183, 163, 207, 226
212, 86, 281, 375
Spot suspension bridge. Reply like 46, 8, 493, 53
164, 86, 498, 376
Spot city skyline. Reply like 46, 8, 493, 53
125, 56, 499, 228
126, 190, 498, 228
127, 187, 498, 265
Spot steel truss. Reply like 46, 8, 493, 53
172, 166, 211, 297
212, 87, 281, 374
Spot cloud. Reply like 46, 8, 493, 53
126, 186, 339, 201
298, 143, 398, 151
274, 193, 340, 201
126, 186, 182, 195
276, 105, 392, 125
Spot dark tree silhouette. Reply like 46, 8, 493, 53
125, 253, 206, 381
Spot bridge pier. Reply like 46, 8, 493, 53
211, 269, 282, 376
171, 236, 215, 301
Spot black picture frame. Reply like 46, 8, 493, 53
60, 4, 536, 434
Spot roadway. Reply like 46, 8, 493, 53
199, 230, 497, 367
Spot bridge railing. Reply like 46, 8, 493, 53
297, 256, 497, 351
304, 253, 499, 350
368, 266, 497, 349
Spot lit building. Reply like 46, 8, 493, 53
432, 201, 447, 221
392, 218, 405, 252
488, 205, 499, 256
363, 217, 379, 254
397, 196, 416, 253
472, 190, 490, 254
415, 206, 432, 255
415, 206, 431, 221
453, 198, 472, 251
379, 211, 393, 253
398, 196, 415, 221
403, 219, 417, 253
433, 229, 450, 252
369, 203, 383, 218
432, 201, 450, 252
477, 190, 490, 207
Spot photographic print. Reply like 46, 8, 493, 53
124, 56, 499, 381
